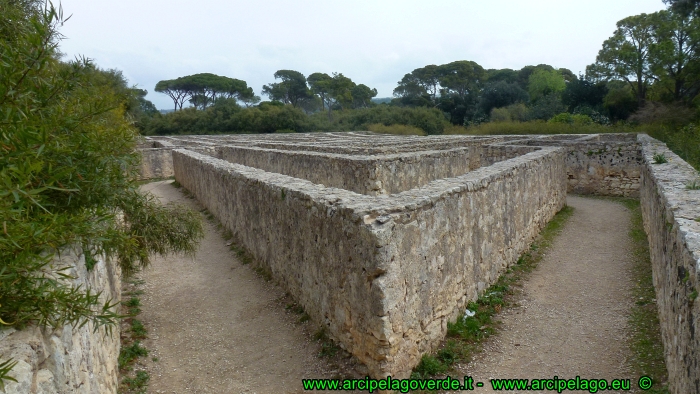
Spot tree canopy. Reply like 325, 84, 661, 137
262, 70, 313, 107
156, 73, 256, 110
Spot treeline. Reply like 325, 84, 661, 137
130, 1, 700, 168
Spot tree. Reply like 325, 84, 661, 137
528, 93, 567, 120
329, 72, 355, 109
648, 9, 700, 102
586, 13, 656, 105
528, 69, 566, 102
0, 0, 203, 384
664, 0, 700, 16
262, 70, 313, 107
486, 68, 520, 85
394, 65, 441, 103
561, 77, 608, 112
155, 78, 189, 111
479, 81, 529, 115
517, 64, 555, 90
130, 88, 159, 116
438, 60, 486, 100
393, 72, 428, 101
603, 81, 639, 121
307, 72, 333, 112
156, 73, 254, 110
307, 72, 359, 119
352, 84, 377, 108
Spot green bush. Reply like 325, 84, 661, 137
549, 112, 594, 125
0, 1, 203, 384
447, 120, 614, 135
143, 102, 450, 136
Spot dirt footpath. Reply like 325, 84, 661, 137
455, 195, 636, 392
137, 180, 358, 394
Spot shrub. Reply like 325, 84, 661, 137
490, 107, 512, 122
446, 120, 614, 135
0, 1, 203, 384
549, 113, 594, 125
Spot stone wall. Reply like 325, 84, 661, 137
0, 248, 121, 394
143, 132, 700, 392
172, 146, 566, 378
138, 148, 175, 180
518, 134, 643, 197
215, 145, 479, 195
639, 136, 700, 394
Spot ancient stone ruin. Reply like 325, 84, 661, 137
139, 132, 699, 393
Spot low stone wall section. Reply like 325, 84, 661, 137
0, 249, 121, 394
517, 134, 643, 197
172, 147, 566, 378
215, 145, 480, 195
138, 148, 175, 180
639, 136, 700, 394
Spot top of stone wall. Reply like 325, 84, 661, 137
639, 135, 700, 270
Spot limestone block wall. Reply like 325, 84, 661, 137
247, 136, 508, 155
521, 134, 643, 197
138, 148, 175, 180
215, 146, 479, 195
172, 150, 386, 375
172, 147, 566, 378
0, 249, 121, 394
371, 147, 567, 375
565, 140, 642, 197
639, 136, 700, 394
480, 145, 541, 166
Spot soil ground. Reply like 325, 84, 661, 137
137, 180, 363, 394
451, 195, 636, 393
138, 182, 637, 393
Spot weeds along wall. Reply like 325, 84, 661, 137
172, 146, 566, 378
0, 249, 121, 394
639, 135, 700, 394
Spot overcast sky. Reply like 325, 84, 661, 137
58, 0, 667, 110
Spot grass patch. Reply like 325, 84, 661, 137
445, 120, 616, 136
118, 341, 148, 370
314, 328, 342, 358
410, 205, 575, 380
230, 244, 253, 265
121, 370, 149, 394
119, 281, 151, 393
130, 319, 147, 339
652, 153, 668, 164
617, 198, 669, 394
254, 266, 273, 282
124, 297, 140, 308
285, 302, 311, 323
686, 179, 700, 190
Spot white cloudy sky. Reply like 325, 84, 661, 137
58, 0, 667, 110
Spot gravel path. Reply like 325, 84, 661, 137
454, 195, 636, 392
137, 181, 353, 394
